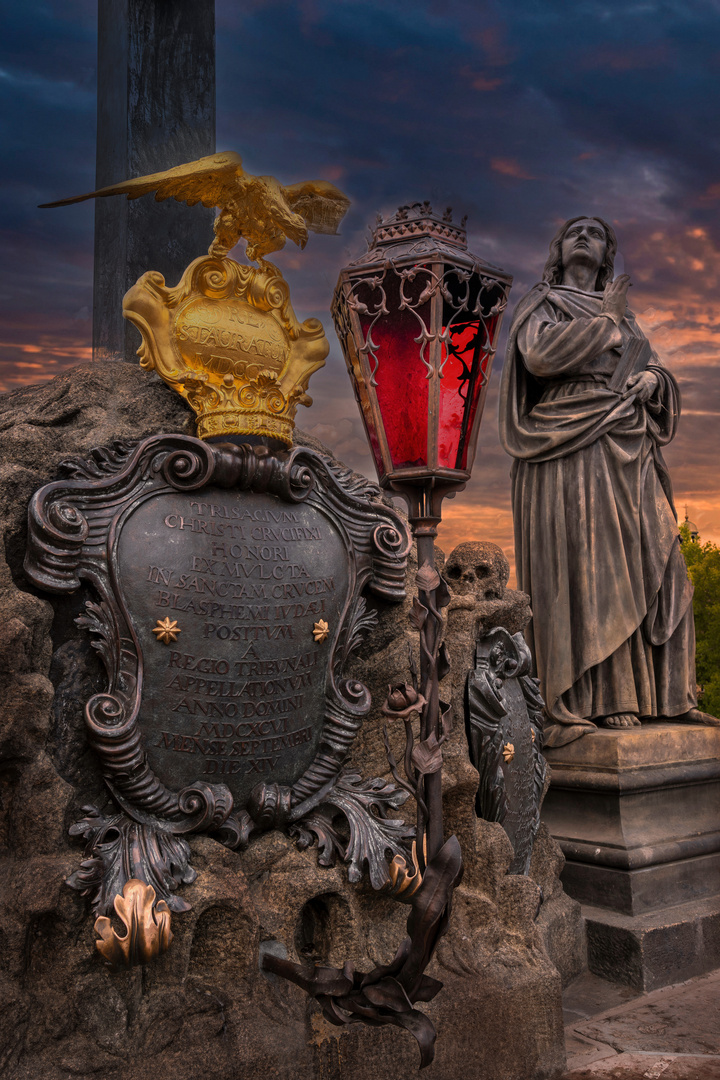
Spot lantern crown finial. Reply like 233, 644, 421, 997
369, 202, 469, 252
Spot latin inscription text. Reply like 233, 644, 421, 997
122, 492, 345, 800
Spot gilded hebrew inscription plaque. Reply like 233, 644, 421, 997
117, 488, 349, 802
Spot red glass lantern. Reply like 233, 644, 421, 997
332, 202, 512, 531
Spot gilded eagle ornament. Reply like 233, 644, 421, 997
40, 151, 351, 442
40, 151, 350, 265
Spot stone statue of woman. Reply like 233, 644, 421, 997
499, 216, 710, 747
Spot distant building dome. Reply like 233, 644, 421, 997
683, 507, 699, 541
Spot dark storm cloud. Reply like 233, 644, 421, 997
0, 0, 96, 385
4, 0, 716, 322
523, 6, 720, 193
1, 0, 719, 547
0, 2, 96, 207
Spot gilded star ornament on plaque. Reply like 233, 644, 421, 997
40, 152, 351, 445
152, 618, 181, 644
312, 619, 330, 643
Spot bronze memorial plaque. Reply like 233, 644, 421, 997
117, 487, 348, 804
24, 434, 412, 918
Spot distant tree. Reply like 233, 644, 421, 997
680, 522, 720, 717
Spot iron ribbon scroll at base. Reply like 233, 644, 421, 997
267, 548, 463, 1067
465, 627, 546, 875
262, 835, 463, 1070
24, 434, 413, 942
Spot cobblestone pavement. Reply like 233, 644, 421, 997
562, 970, 720, 1079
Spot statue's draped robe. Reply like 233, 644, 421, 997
499, 283, 696, 747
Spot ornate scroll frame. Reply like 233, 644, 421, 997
25, 434, 414, 918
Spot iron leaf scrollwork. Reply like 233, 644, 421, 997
68, 805, 196, 916
262, 835, 464, 1069
299, 771, 416, 890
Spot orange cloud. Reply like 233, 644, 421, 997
620, 222, 720, 557
0, 333, 93, 392
437, 502, 517, 584
471, 74, 503, 91
698, 182, 720, 204
321, 164, 345, 182
490, 158, 535, 180
675, 499, 720, 549
627, 225, 720, 369
459, 65, 504, 91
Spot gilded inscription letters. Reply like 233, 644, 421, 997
175, 297, 291, 382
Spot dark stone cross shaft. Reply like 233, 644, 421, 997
93, 0, 216, 362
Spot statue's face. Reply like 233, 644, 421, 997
560, 218, 607, 276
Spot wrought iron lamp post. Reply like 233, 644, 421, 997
332, 201, 512, 865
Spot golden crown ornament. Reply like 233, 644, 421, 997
123, 255, 329, 443
41, 151, 350, 443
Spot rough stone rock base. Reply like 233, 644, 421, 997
0, 364, 570, 1078
531, 825, 587, 989
1, 831, 567, 1080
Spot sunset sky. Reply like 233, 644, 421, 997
2, 1, 719, 573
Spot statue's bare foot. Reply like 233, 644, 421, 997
674, 708, 720, 726
601, 713, 641, 729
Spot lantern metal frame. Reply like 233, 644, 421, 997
333, 203, 513, 863
332, 201, 512, 536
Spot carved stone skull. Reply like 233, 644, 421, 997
444, 541, 510, 601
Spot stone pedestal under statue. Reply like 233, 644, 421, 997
542, 723, 720, 991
